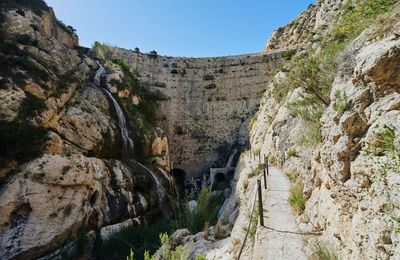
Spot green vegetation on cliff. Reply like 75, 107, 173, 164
274, 0, 397, 145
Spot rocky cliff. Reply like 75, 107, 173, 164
112, 49, 288, 178
0, 1, 172, 259
255, 0, 400, 258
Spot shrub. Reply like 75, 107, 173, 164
203, 74, 214, 80
92, 41, 114, 62
185, 187, 224, 233
170, 69, 178, 74
246, 204, 259, 242
248, 114, 258, 131
283, 49, 296, 60
56, 19, 76, 35
363, 124, 399, 179
101, 219, 177, 260
148, 50, 157, 57
288, 181, 306, 214
204, 83, 216, 89
287, 149, 297, 159
134, 47, 140, 53
158, 233, 190, 260
333, 90, 351, 115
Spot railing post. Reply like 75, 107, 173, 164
257, 179, 264, 227
263, 161, 267, 189
258, 152, 261, 164
265, 156, 269, 176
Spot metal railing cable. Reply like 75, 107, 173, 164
237, 184, 258, 260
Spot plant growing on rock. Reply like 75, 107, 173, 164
333, 90, 351, 115
92, 41, 115, 62
312, 241, 340, 260
288, 179, 306, 214
363, 124, 400, 179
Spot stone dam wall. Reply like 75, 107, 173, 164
113, 49, 288, 178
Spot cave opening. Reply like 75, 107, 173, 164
171, 168, 186, 194
215, 172, 225, 183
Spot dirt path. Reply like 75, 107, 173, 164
252, 165, 307, 260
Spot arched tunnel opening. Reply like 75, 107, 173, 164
171, 168, 186, 195
215, 172, 225, 183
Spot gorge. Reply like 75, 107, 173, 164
0, 0, 400, 259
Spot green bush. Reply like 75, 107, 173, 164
170, 69, 178, 74
333, 90, 351, 115
101, 219, 177, 260
283, 49, 296, 60
56, 19, 76, 35
92, 41, 114, 62
287, 149, 297, 159
334, 0, 394, 40
203, 74, 214, 81
185, 187, 224, 233
204, 83, 216, 89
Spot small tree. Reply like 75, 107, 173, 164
134, 47, 140, 53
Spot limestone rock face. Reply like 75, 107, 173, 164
0, 2, 173, 258
263, 0, 346, 51
1, 4, 78, 48
112, 49, 289, 177
255, 22, 400, 259
0, 154, 166, 259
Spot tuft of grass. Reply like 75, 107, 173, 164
287, 149, 297, 159
203, 221, 209, 239
243, 178, 249, 191
313, 241, 340, 260
286, 170, 300, 184
249, 164, 262, 178
288, 181, 306, 214
214, 221, 224, 240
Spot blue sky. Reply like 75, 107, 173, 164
44, 0, 314, 57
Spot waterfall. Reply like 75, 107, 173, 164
136, 161, 170, 219
94, 62, 134, 158
226, 149, 238, 168
94, 62, 169, 219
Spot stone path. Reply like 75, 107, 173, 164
251, 165, 307, 260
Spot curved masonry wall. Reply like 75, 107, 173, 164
113, 48, 288, 177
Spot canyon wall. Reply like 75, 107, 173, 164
113, 49, 288, 177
